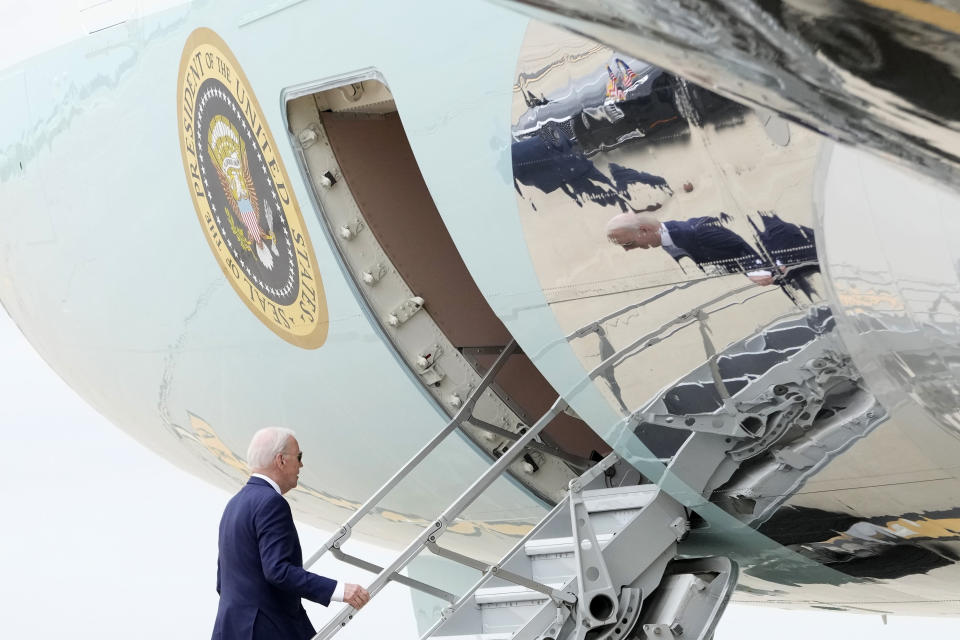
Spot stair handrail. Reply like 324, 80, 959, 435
424, 451, 624, 631
312, 393, 570, 640
304, 339, 518, 569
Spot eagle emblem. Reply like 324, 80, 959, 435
179, 27, 328, 348
206, 114, 279, 270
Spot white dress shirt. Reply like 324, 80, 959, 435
659, 223, 674, 248
658, 223, 688, 260
251, 474, 345, 602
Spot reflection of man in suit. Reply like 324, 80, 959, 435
213, 427, 370, 640
750, 211, 820, 300
606, 213, 773, 284
512, 131, 634, 212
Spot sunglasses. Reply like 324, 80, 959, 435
282, 451, 303, 462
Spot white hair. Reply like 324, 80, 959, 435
605, 212, 659, 236
246, 426, 296, 471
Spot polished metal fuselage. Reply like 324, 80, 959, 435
1, 0, 959, 617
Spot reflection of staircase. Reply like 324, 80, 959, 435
631, 306, 886, 527
633, 308, 839, 460
663, 307, 834, 415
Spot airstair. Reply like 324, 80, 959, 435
306, 287, 884, 640
418, 446, 737, 640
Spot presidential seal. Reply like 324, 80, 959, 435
177, 28, 328, 348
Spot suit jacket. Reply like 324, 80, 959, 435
752, 212, 820, 299
753, 213, 817, 266
212, 477, 337, 640
512, 131, 595, 194
663, 217, 761, 273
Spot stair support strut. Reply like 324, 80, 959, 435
568, 477, 619, 628
329, 547, 457, 603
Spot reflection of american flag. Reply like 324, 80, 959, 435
606, 65, 618, 98
606, 81, 624, 101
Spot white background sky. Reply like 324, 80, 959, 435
1, 1, 959, 638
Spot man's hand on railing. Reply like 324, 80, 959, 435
344, 583, 371, 609
747, 270, 775, 286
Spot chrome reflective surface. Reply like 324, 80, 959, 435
508, 22, 960, 608
500, 0, 960, 193
511, 22, 825, 432
822, 144, 960, 437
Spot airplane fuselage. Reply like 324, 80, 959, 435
2, 0, 960, 622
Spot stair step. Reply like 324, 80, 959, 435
583, 484, 658, 513
427, 481, 681, 639
524, 533, 614, 557
433, 635, 513, 640
474, 583, 564, 606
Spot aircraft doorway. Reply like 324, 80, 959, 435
285, 74, 613, 505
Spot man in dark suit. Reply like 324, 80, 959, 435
512, 131, 634, 212
213, 427, 370, 640
749, 211, 820, 300
606, 212, 772, 283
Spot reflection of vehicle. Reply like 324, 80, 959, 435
513, 56, 683, 152
515, 56, 749, 156
507, 0, 960, 192
574, 71, 685, 153
4, 1, 960, 639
